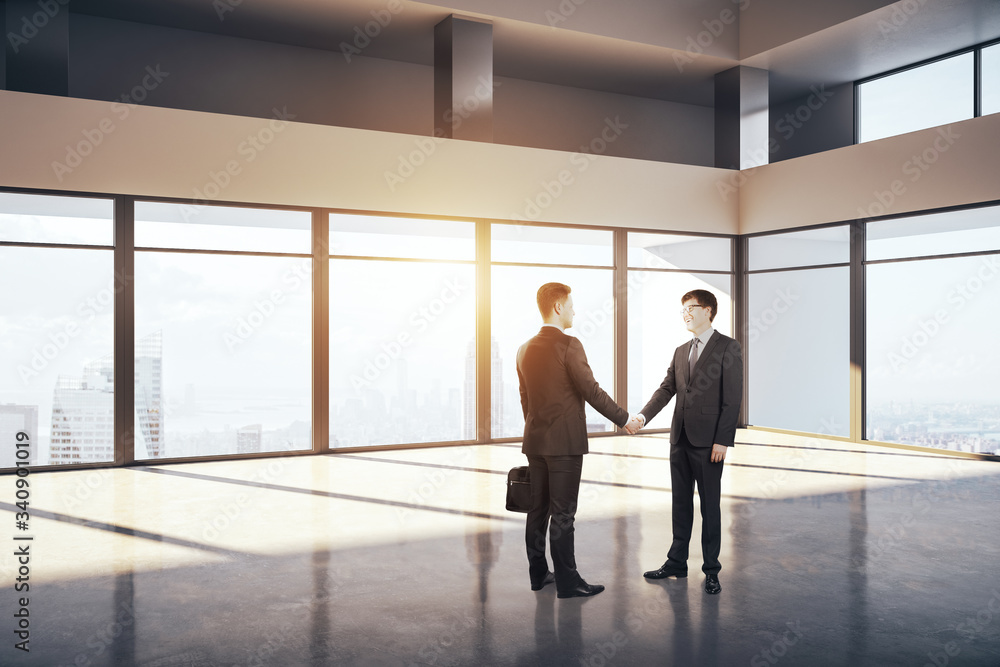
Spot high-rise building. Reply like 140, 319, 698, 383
0, 404, 40, 467
463, 337, 504, 440
50, 372, 114, 464
236, 423, 262, 454
135, 331, 163, 457
48, 331, 163, 463
491, 337, 503, 437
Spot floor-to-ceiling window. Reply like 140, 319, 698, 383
328, 214, 476, 447
134, 201, 313, 458
0, 192, 115, 466
9, 185, 997, 469
626, 232, 733, 419
747, 226, 851, 437
866, 205, 1000, 455
491, 224, 615, 438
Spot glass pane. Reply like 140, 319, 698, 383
748, 226, 850, 271
492, 266, 615, 438
867, 255, 1000, 455
983, 43, 1000, 116
0, 247, 114, 466
135, 252, 312, 458
329, 214, 474, 261
492, 224, 612, 266
330, 260, 475, 447
627, 271, 734, 417
748, 267, 850, 437
867, 205, 1000, 260
858, 52, 974, 143
135, 202, 311, 253
627, 232, 731, 271
0, 192, 113, 246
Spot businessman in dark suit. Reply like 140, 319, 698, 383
517, 282, 629, 599
626, 289, 742, 594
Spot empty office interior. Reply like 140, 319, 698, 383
2, 0, 1000, 665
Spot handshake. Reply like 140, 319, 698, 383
623, 413, 645, 435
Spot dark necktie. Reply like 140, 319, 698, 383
688, 338, 700, 376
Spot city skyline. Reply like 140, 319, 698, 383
2, 196, 998, 465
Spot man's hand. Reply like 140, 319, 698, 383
624, 414, 644, 434
710, 443, 728, 463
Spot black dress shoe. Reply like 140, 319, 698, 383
557, 582, 605, 599
531, 572, 555, 591
643, 562, 688, 579
705, 574, 721, 594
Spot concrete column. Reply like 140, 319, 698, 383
4, 0, 70, 95
434, 15, 493, 142
0, 6, 5, 90
715, 66, 769, 170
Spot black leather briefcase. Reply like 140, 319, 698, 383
506, 466, 531, 513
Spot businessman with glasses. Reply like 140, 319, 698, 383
624, 289, 743, 595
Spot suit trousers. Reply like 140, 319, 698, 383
525, 454, 585, 592
666, 428, 725, 575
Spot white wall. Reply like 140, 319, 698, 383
741, 113, 1000, 234
0, 90, 736, 233
4, 84, 998, 237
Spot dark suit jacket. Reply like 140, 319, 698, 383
517, 327, 628, 456
639, 330, 743, 448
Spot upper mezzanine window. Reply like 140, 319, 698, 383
857, 40, 999, 143
857, 52, 974, 143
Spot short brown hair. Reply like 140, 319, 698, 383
537, 282, 571, 317
682, 289, 718, 322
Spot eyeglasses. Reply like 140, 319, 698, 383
679, 305, 705, 315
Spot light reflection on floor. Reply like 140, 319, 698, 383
1, 430, 998, 666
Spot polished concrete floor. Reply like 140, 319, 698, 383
2, 430, 1000, 666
